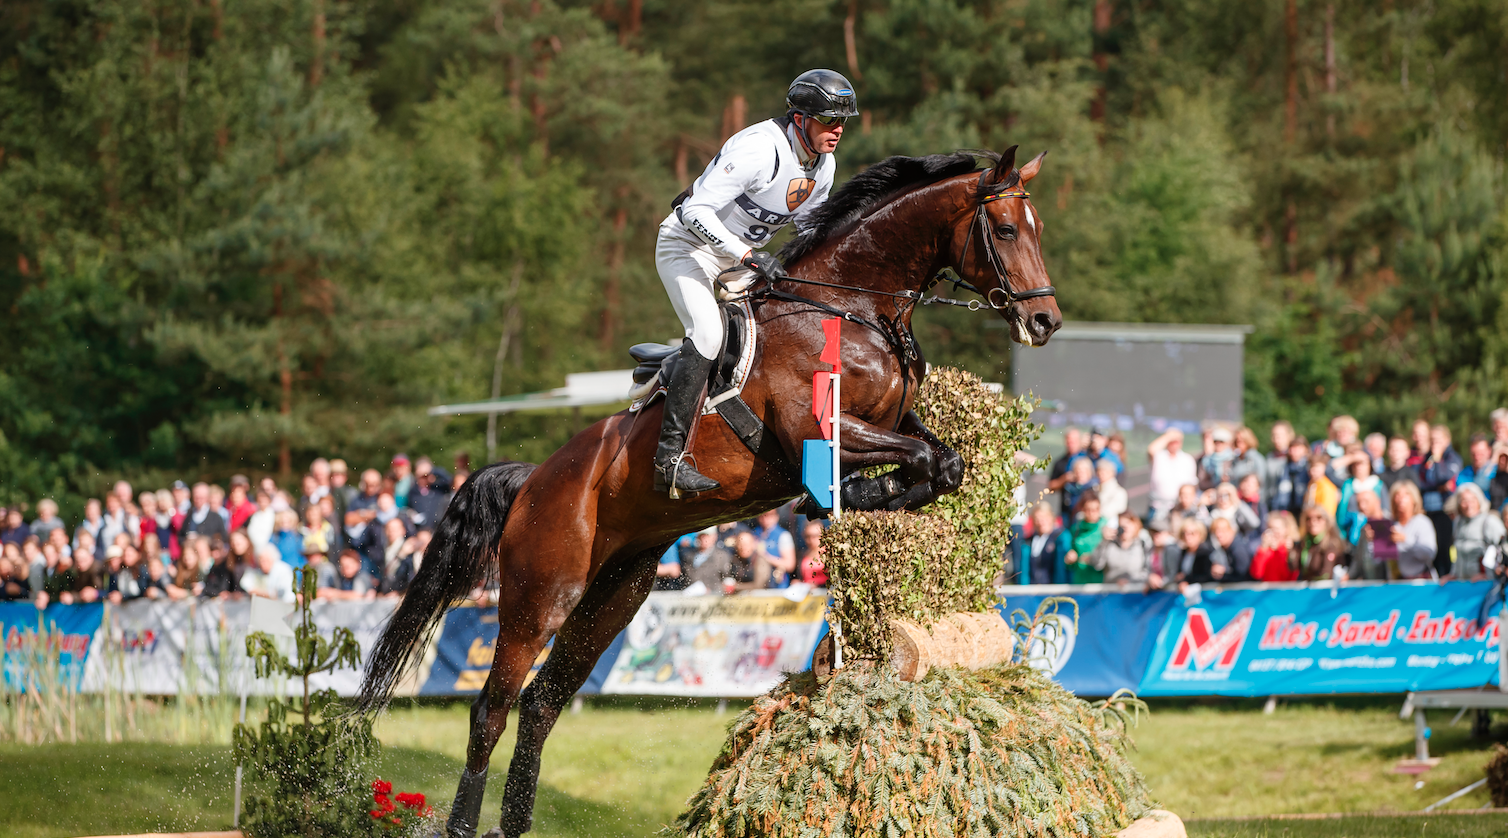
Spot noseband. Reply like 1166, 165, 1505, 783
955, 168, 1056, 308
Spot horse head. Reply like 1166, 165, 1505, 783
951, 145, 1063, 347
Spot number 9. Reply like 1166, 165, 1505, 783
746, 225, 770, 243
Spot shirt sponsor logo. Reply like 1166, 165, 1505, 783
1162, 607, 1254, 680
786, 177, 816, 211
734, 194, 793, 225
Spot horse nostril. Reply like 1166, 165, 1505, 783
1031, 311, 1059, 338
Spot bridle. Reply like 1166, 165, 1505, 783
951, 168, 1057, 310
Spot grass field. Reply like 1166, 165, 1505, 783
2, 697, 1506, 837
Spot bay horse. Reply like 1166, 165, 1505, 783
357, 145, 1062, 838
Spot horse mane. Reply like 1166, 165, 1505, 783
778, 149, 1008, 265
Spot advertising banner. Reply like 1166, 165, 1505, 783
596, 592, 828, 697
0, 602, 104, 691
1138, 582, 1502, 696
997, 591, 1178, 697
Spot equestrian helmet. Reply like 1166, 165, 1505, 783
786, 69, 859, 119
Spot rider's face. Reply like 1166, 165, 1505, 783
798, 114, 843, 154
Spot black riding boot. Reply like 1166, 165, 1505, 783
654, 343, 721, 497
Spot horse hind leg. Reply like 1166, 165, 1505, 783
495, 549, 662, 838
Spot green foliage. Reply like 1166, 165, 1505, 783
822, 511, 958, 659
662, 661, 1151, 838
231, 572, 401, 838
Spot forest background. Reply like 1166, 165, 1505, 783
2, 0, 1507, 514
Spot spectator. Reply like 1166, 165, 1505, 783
1046, 427, 1087, 508
330, 459, 358, 510
1199, 427, 1238, 488
1349, 489, 1389, 580
226, 476, 257, 532
1363, 432, 1388, 476
1086, 427, 1124, 476
1271, 437, 1311, 516
1207, 482, 1261, 541
318, 548, 378, 601
200, 536, 242, 598
1250, 511, 1299, 583
1089, 511, 1159, 588
227, 530, 256, 575
407, 457, 453, 531
730, 530, 773, 590
1230, 427, 1266, 487
77, 498, 105, 555
241, 544, 296, 602
0, 508, 30, 547
378, 517, 417, 595
208, 484, 230, 528
112, 479, 134, 510
1209, 516, 1253, 581
71, 530, 97, 572
345, 468, 382, 548
1164, 483, 1210, 540
390, 454, 415, 508
47, 548, 102, 606
169, 536, 207, 599
1418, 424, 1462, 576
1061, 457, 1097, 519
1235, 474, 1268, 546
1407, 419, 1432, 467
1389, 481, 1437, 580
142, 554, 172, 600
1493, 447, 1508, 512
798, 520, 829, 586
246, 490, 276, 548
1063, 492, 1104, 585
1092, 458, 1125, 533
1264, 421, 1296, 504
1147, 429, 1198, 518
680, 528, 733, 592
656, 538, 689, 591
297, 473, 322, 519
1295, 505, 1347, 581
1319, 415, 1360, 460
183, 483, 228, 540
271, 510, 303, 567
47, 527, 71, 562
1018, 502, 1067, 585
301, 503, 334, 565
1107, 433, 1128, 466
1336, 446, 1387, 542
106, 544, 149, 603
1166, 518, 1220, 586
29, 499, 63, 542
1447, 483, 1503, 581
1458, 434, 1496, 495
0, 553, 29, 601
1381, 436, 1418, 491
138, 492, 165, 549
1302, 453, 1340, 519
1492, 408, 1508, 450
752, 509, 797, 588
170, 480, 191, 515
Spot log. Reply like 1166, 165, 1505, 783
813, 612, 1018, 681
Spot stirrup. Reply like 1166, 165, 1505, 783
655, 454, 720, 499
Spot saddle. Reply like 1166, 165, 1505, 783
627, 298, 780, 460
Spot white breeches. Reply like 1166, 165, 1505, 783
656, 223, 739, 358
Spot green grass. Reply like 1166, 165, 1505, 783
2, 697, 1507, 837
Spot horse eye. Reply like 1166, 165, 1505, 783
995, 223, 1016, 240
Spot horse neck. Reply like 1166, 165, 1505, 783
793, 179, 963, 311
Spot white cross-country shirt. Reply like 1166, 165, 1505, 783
664, 117, 836, 262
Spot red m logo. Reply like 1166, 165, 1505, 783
1168, 608, 1255, 672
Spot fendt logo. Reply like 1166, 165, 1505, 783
1164, 608, 1256, 680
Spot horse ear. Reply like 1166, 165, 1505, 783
1019, 150, 1048, 184
990, 145, 1019, 183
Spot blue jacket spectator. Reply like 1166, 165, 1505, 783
1458, 434, 1496, 496
406, 458, 453, 531
1417, 428, 1463, 514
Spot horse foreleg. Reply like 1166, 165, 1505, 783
497, 548, 662, 838
886, 410, 965, 511
834, 415, 939, 512
448, 555, 589, 838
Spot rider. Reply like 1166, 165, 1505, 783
653, 69, 858, 496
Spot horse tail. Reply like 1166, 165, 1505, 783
356, 459, 538, 714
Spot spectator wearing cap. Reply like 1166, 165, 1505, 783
390, 455, 415, 508
183, 482, 228, 540
1046, 428, 1087, 501
407, 457, 454, 531
170, 480, 191, 514
1086, 427, 1124, 476
1147, 429, 1198, 519
29, 499, 63, 543
1199, 427, 1238, 488
241, 544, 296, 602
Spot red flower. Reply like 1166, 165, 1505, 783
372, 779, 394, 795
396, 792, 427, 810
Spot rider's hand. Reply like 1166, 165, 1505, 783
741, 250, 784, 281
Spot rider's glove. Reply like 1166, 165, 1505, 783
741, 250, 784, 281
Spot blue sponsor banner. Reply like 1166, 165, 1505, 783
0, 602, 105, 691
421, 603, 622, 696
1139, 582, 1502, 696
997, 592, 1177, 697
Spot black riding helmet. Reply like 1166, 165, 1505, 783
786, 69, 859, 121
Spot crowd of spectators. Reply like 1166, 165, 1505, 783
1020, 412, 1508, 592
0, 454, 461, 608
654, 507, 829, 595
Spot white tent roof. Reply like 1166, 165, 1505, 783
428, 369, 637, 416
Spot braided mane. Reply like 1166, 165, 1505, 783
778, 150, 1003, 265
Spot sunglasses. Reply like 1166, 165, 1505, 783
805, 113, 851, 127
